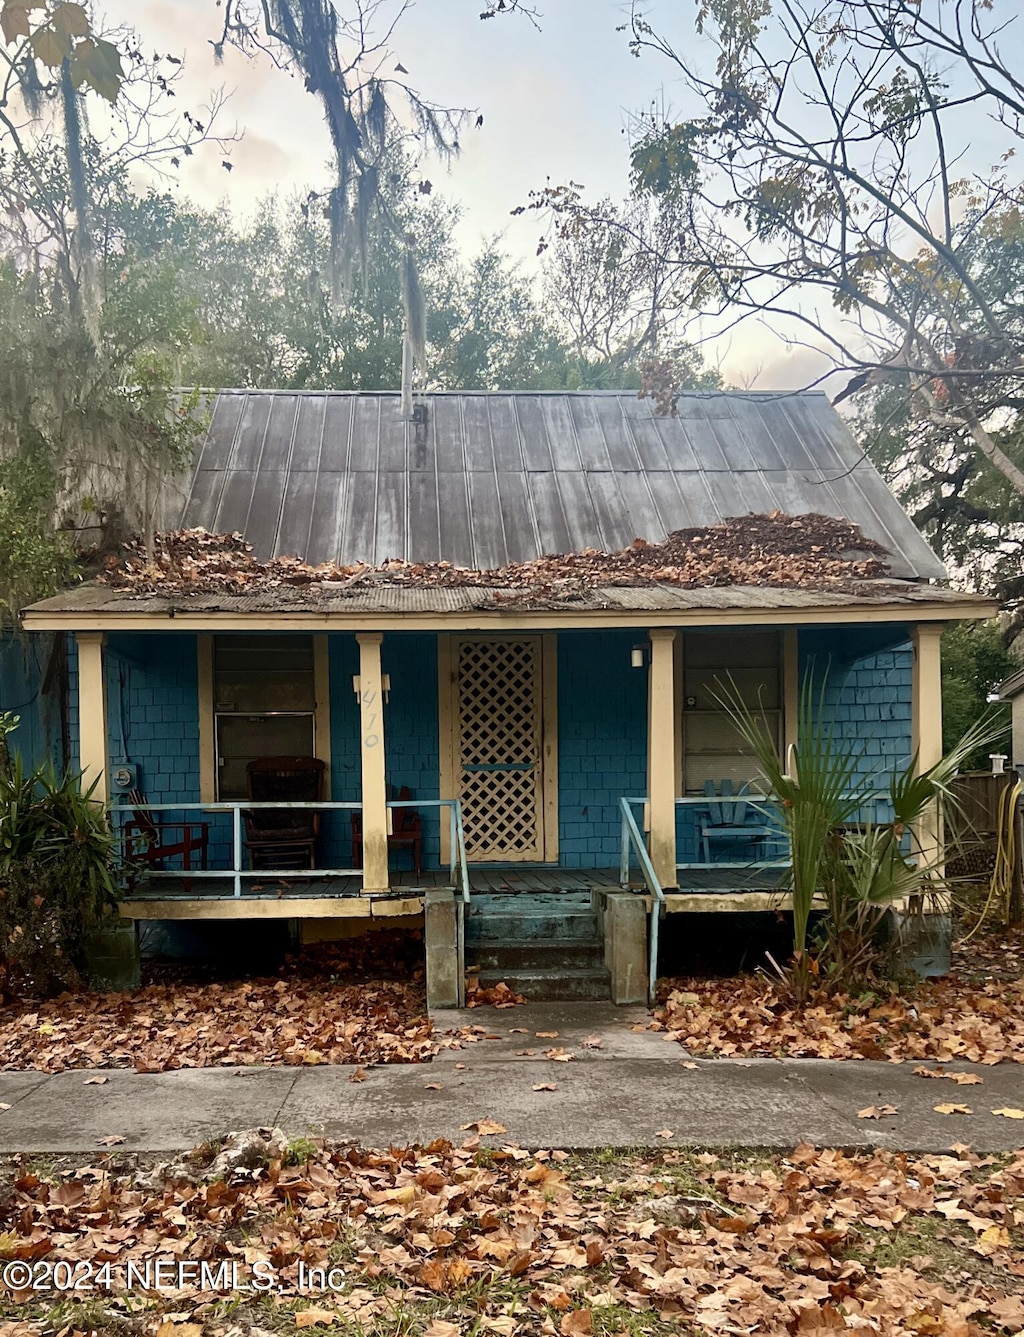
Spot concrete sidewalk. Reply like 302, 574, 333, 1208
2, 1003, 1023, 1153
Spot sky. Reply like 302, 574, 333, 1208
91, 0, 952, 390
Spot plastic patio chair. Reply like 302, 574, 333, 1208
698, 778, 775, 863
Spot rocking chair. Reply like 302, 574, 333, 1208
243, 756, 326, 870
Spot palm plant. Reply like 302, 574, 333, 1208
716, 672, 1004, 1001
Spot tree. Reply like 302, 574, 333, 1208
941, 620, 1014, 767
536, 2, 1024, 497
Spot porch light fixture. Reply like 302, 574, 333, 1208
352, 674, 392, 703
631, 644, 648, 669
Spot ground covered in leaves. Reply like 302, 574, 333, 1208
654, 973, 1024, 1063
99, 512, 891, 599
0, 936, 439, 1074
1, 1137, 1022, 1337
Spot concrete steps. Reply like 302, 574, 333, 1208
465, 891, 610, 1002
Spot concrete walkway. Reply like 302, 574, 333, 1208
2, 1004, 1023, 1154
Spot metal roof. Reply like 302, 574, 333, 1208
177, 390, 946, 582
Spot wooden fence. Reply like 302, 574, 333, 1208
946, 770, 1023, 920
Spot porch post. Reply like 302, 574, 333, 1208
912, 623, 945, 872
356, 632, 389, 893
76, 632, 109, 807
647, 629, 678, 889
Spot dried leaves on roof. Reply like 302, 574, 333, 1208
100, 511, 892, 598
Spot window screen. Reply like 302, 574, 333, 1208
682, 631, 782, 792
213, 635, 316, 800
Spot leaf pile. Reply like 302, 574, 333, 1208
100, 512, 891, 598
0, 975, 435, 1074
654, 974, 1024, 1062
2, 1139, 1023, 1336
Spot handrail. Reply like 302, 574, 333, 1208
112, 797, 471, 902
618, 796, 664, 1005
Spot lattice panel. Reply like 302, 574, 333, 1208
457, 639, 543, 861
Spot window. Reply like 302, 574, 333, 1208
213, 635, 316, 800
682, 631, 782, 792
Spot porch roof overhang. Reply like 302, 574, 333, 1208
21, 577, 996, 632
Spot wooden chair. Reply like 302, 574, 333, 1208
243, 756, 325, 870
122, 788, 209, 890
351, 785, 423, 876
698, 779, 775, 863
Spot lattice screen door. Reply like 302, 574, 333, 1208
455, 638, 545, 862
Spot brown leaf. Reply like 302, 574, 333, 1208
991, 1106, 1024, 1118
82, 1075, 108, 1085
349, 1066, 368, 1083
461, 1119, 507, 1135
295, 1310, 338, 1329
559, 1310, 592, 1336
155, 1325, 204, 1337
857, 1105, 898, 1119
933, 1103, 972, 1115
96, 1134, 125, 1145
532, 1082, 557, 1092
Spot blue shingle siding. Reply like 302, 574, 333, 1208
383, 634, 442, 869
0, 632, 63, 770
556, 630, 647, 868
800, 625, 913, 800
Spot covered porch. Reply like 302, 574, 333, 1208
46, 611, 951, 915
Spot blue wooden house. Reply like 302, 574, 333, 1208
18, 390, 994, 1004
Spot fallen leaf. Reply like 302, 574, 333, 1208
295, 1309, 338, 1329
96, 1134, 125, 1146
82, 1075, 109, 1085
582, 1034, 603, 1049
461, 1119, 507, 1135
423, 1082, 443, 1090
349, 1066, 368, 1083
155, 1325, 204, 1337
949, 1072, 983, 1085
532, 1082, 557, 1092
559, 1309, 592, 1336
544, 1047, 574, 1062
991, 1107, 1024, 1118
933, 1103, 973, 1115
423, 1323, 461, 1337
857, 1105, 898, 1119
656, 1129, 674, 1139
680, 1061, 698, 1069
0, 1103, 10, 1112
536, 1031, 560, 1038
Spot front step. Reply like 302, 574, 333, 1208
465, 891, 610, 1001
473, 966, 611, 1002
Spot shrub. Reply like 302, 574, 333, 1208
0, 718, 120, 998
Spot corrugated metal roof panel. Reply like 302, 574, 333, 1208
180, 390, 947, 581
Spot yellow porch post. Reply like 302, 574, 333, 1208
648, 628, 679, 889
76, 631, 109, 806
356, 632, 389, 893
912, 623, 945, 873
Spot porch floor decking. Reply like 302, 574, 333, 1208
119, 865, 792, 919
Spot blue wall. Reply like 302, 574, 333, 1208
0, 632, 63, 770
801, 625, 913, 789
557, 630, 648, 868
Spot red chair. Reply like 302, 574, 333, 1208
123, 788, 209, 890
351, 785, 423, 876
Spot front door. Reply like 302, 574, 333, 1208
453, 637, 548, 862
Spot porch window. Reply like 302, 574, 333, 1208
682, 631, 781, 792
213, 634, 316, 800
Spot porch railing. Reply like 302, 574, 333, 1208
111, 797, 470, 902
618, 796, 664, 1005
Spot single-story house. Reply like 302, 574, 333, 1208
18, 389, 995, 1004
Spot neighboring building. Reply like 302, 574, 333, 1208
996, 666, 1024, 769
19, 389, 995, 1004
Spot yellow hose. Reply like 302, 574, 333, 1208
962, 777, 1021, 942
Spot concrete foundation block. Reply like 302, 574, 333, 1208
425, 889, 461, 1011
603, 893, 647, 1006
83, 920, 141, 992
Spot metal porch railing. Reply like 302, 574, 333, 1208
112, 797, 470, 902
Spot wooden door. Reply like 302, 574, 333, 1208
454, 637, 547, 862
